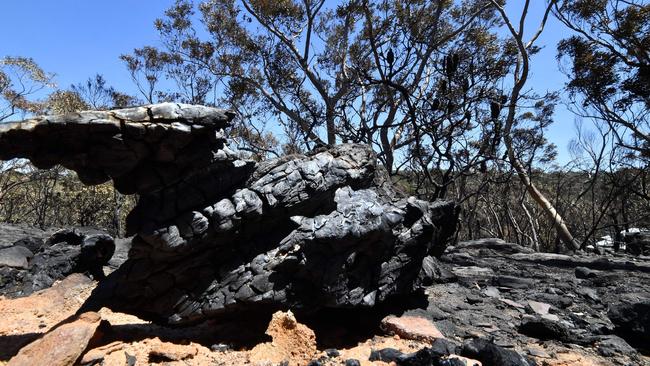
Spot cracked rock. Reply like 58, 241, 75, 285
0, 104, 459, 325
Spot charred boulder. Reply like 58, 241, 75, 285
0, 228, 115, 297
0, 103, 459, 324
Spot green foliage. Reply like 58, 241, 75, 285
556, 0, 649, 162
0, 56, 55, 121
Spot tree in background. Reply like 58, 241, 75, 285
122, 0, 531, 198
0, 64, 138, 235
0, 56, 54, 121
119, 0, 578, 249
488, 0, 580, 250
554, 0, 650, 247
1, 1, 648, 250
556, 0, 649, 162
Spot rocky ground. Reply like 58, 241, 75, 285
1, 225, 649, 366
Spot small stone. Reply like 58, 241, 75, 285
381, 315, 445, 341
344, 359, 361, 366
307, 360, 322, 366
125, 353, 136, 366
466, 294, 483, 304
462, 338, 531, 366
0, 246, 33, 269
80, 341, 125, 365
369, 348, 404, 363
483, 286, 500, 298
210, 343, 230, 352
527, 300, 551, 315
500, 298, 525, 309
541, 314, 560, 322
324, 348, 339, 357
519, 317, 571, 341
595, 335, 636, 356
576, 287, 600, 302
430, 338, 460, 357
527, 347, 550, 358
575, 266, 598, 279
467, 330, 486, 338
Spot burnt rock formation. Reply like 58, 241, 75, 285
0, 103, 458, 325
0, 228, 114, 297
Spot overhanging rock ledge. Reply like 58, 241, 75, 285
0, 103, 459, 325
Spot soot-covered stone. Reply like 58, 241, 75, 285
0, 228, 115, 297
0, 104, 459, 325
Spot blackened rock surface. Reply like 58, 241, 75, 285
608, 297, 650, 348
461, 339, 533, 366
0, 222, 57, 249
0, 227, 115, 297
430, 238, 650, 363
519, 317, 572, 342
0, 103, 238, 195
625, 231, 650, 256
92, 152, 457, 324
1, 104, 459, 325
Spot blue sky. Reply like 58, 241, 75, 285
1, 0, 578, 164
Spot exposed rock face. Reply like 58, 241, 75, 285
434, 239, 650, 363
0, 227, 115, 297
0, 103, 458, 325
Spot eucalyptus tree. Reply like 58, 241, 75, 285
555, 0, 649, 162
0, 56, 53, 122
123, 1, 516, 194
488, 0, 581, 250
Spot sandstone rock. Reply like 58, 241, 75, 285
8, 312, 102, 366
0, 273, 95, 344
102, 350, 129, 366
249, 311, 317, 366
0, 104, 459, 324
381, 315, 445, 342
149, 342, 198, 361
79, 341, 125, 365
539, 351, 606, 366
